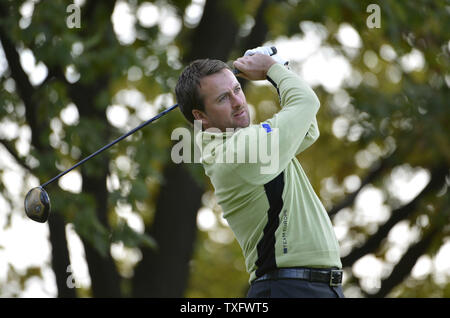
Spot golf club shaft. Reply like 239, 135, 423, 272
41, 104, 179, 188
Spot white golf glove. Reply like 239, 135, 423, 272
244, 46, 289, 66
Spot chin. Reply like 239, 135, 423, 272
241, 121, 251, 128
233, 115, 250, 129
242, 116, 251, 128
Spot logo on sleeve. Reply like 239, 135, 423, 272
261, 123, 272, 133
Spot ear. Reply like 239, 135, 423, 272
192, 109, 210, 129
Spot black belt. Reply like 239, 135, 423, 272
253, 268, 343, 287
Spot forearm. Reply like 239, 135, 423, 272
266, 63, 320, 114
262, 64, 320, 166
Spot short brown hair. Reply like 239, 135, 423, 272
175, 59, 231, 124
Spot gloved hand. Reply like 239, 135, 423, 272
244, 46, 289, 66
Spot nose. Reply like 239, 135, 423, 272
230, 92, 244, 109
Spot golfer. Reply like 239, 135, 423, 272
175, 47, 344, 298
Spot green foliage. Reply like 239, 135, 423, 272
73, 204, 110, 258
111, 219, 157, 250
1, 265, 42, 297
186, 226, 249, 298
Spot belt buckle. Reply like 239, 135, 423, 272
329, 269, 343, 287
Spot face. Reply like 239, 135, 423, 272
193, 69, 250, 132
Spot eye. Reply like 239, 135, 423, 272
234, 86, 241, 93
218, 94, 228, 103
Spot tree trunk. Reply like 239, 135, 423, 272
47, 212, 77, 297
132, 163, 203, 297
81, 170, 122, 297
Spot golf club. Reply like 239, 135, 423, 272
24, 103, 178, 223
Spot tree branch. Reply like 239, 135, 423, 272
0, 139, 32, 173
0, 27, 42, 150
364, 228, 437, 298
367, 211, 446, 298
328, 155, 394, 217
342, 163, 449, 267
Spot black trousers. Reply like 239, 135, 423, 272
247, 279, 345, 298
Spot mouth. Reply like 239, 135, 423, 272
233, 109, 245, 118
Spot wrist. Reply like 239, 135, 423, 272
263, 60, 277, 76
266, 63, 286, 80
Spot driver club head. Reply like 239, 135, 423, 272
24, 187, 51, 223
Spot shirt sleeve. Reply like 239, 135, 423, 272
234, 63, 321, 185
296, 116, 320, 155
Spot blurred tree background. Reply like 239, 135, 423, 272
0, 0, 449, 297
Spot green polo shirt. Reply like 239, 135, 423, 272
196, 63, 342, 283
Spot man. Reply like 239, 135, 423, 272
175, 47, 344, 298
